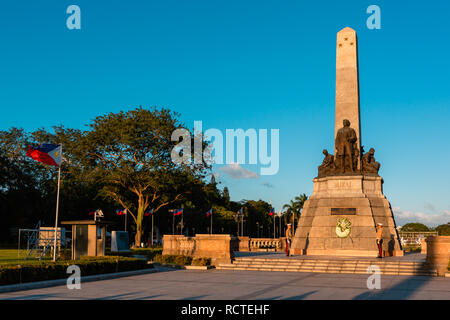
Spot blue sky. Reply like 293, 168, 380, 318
1, 1, 449, 226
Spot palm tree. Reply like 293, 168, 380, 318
294, 193, 308, 217
283, 200, 298, 229
283, 194, 309, 232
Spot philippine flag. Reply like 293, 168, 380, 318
116, 209, 127, 216
144, 209, 154, 217
173, 209, 183, 216
206, 208, 212, 218
269, 208, 274, 216
26, 144, 62, 167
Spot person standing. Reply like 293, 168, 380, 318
376, 223, 383, 258
286, 224, 292, 256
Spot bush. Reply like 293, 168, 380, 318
106, 247, 163, 260
152, 255, 210, 266
403, 246, 421, 253
0, 256, 151, 286
191, 257, 211, 266
152, 254, 192, 266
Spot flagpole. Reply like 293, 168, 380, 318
151, 213, 154, 246
273, 215, 276, 239
124, 210, 127, 232
52, 161, 61, 262
210, 211, 213, 235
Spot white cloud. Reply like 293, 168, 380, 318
393, 206, 450, 227
219, 163, 259, 179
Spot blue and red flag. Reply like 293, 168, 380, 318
116, 209, 127, 216
173, 209, 183, 216
88, 211, 95, 216
269, 208, 275, 216
206, 208, 212, 218
238, 207, 243, 215
144, 209, 154, 217
26, 144, 62, 167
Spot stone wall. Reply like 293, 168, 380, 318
163, 234, 234, 265
237, 236, 250, 251
426, 236, 450, 276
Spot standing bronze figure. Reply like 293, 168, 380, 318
335, 119, 357, 173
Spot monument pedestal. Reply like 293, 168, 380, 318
291, 175, 403, 257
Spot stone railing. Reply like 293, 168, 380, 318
399, 231, 438, 247
249, 238, 283, 251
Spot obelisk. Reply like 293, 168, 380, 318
290, 26, 404, 257
335, 27, 361, 167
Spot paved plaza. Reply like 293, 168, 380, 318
0, 265, 449, 300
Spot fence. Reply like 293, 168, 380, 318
398, 231, 438, 247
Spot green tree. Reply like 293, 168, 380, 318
400, 223, 430, 232
435, 223, 450, 236
77, 107, 210, 246
283, 193, 308, 230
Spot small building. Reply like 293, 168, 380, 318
61, 220, 112, 260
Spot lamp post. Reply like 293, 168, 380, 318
256, 222, 259, 238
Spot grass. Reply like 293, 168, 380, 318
0, 249, 53, 265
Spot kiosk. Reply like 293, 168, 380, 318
61, 220, 112, 260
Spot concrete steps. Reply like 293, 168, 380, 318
216, 257, 437, 276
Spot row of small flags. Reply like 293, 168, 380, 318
269, 209, 283, 217
89, 207, 280, 218
89, 208, 189, 217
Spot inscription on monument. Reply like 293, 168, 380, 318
335, 181, 352, 189
331, 208, 357, 215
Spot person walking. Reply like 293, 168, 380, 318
286, 224, 292, 256
376, 223, 383, 258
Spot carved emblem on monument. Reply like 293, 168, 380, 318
335, 217, 352, 238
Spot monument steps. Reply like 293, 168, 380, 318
216, 257, 437, 276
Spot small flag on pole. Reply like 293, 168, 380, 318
206, 208, 212, 217
173, 209, 183, 216
238, 207, 243, 215
268, 208, 274, 216
116, 209, 127, 216
26, 144, 62, 167
144, 209, 154, 217
88, 211, 95, 216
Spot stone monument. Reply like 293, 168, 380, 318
291, 27, 403, 257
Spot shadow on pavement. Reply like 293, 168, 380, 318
2, 293, 59, 300
353, 275, 432, 300
180, 295, 209, 300
283, 290, 319, 300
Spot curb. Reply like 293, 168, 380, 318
0, 267, 158, 294
152, 262, 214, 270
185, 265, 215, 270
